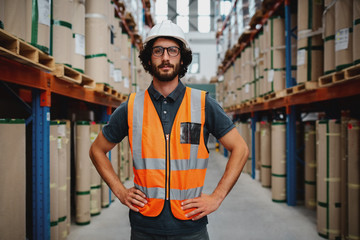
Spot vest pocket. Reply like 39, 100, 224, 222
180, 122, 201, 144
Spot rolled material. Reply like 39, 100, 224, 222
260, 121, 271, 187
0, 120, 26, 240
90, 123, 101, 216
85, 0, 110, 83
316, 120, 341, 240
297, 0, 323, 83
271, 121, 286, 203
72, 0, 86, 73
335, 0, 353, 71
347, 119, 360, 240
304, 121, 316, 210
264, 17, 286, 93
57, 122, 68, 240
2, 0, 27, 40
353, 0, 360, 64
53, 0, 73, 66
324, 0, 336, 75
50, 124, 59, 240
25, 0, 51, 53
75, 122, 91, 225
65, 121, 71, 233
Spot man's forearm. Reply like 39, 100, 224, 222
211, 145, 248, 202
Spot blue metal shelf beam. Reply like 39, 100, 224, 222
32, 89, 50, 240
285, 0, 297, 206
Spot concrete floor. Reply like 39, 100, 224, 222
67, 150, 323, 240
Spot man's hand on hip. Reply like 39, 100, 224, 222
119, 187, 147, 212
181, 193, 222, 221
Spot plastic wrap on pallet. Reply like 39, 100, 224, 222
297, 0, 324, 83
335, 0, 353, 71
347, 119, 360, 240
72, 0, 86, 73
53, 0, 74, 67
271, 121, 286, 203
0, 119, 26, 240
353, 0, 360, 65
316, 120, 341, 240
304, 121, 316, 210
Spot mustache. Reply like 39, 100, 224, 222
158, 62, 174, 68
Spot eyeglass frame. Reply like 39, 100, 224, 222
151, 46, 181, 57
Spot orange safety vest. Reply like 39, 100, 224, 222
127, 87, 209, 220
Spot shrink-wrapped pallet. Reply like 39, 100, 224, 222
271, 121, 286, 202
0, 119, 26, 240
316, 120, 341, 240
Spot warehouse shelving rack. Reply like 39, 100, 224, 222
0, 2, 155, 238
217, 0, 360, 207
0, 54, 121, 239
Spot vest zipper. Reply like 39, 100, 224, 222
165, 134, 170, 200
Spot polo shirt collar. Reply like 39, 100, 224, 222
148, 81, 186, 102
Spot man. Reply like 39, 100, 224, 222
89, 20, 249, 239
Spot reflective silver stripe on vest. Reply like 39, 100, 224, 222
189, 88, 205, 170
135, 183, 165, 200
133, 158, 166, 170
132, 91, 145, 169
171, 158, 208, 171
170, 186, 203, 200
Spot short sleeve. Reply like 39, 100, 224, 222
102, 100, 129, 143
205, 94, 235, 139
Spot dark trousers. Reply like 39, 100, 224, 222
130, 227, 210, 240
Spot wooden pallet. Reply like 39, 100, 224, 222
344, 64, 360, 80
95, 83, 112, 95
319, 64, 360, 87
53, 64, 82, 84
318, 70, 346, 87
286, 82, 318, 95
117, 93, 128, 102
0, 28, 55, 72
264, 89, 286, 101
81, 74, 95, 89
249, 97, 264, 105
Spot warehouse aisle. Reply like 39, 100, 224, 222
68, 150, 322, 240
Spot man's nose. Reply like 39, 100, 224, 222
162, 49, 170, 60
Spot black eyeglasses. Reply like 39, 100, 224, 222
152, 46, 180, 57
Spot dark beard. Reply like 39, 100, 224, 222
151, 61, 180, 82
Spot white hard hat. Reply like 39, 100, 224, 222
144, 20, 189, 47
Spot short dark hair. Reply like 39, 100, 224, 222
138, 36, 192, 79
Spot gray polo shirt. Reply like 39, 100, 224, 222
102, 81, 234, 235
